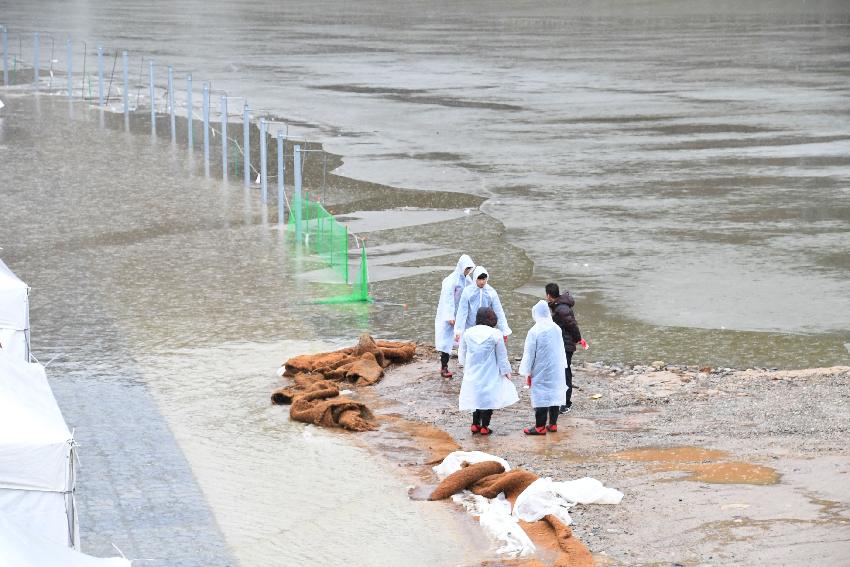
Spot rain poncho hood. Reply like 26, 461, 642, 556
434, 255, 475, 352
458, 325, 518, 411
453, 266, 512, 338
519, 301, 568, 408
531, 300, 554, 326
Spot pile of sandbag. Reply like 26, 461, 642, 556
271, 334, 416, 431
427, 451, 623, 566
282, 334, 415, 386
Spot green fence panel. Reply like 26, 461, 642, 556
288, 194, 370, 303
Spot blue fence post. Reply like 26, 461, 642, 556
259, 118, 268, 203
243, 103, 250, 187
294, 145, 302, 242
186, 74, 193, 149
220, 95, 228, 179
149, 60, 156, 136
277, 130, 285, 226
168, 66, 175, 143
122, 51, 129, 119
96, 44, 104, 105
202, 82, 210, 176
66, 37, 72, 97
33, 32, 39, 88
2, 26, 7, 86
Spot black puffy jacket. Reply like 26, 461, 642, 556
549, 292, 582, 353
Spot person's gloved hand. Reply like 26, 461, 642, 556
526, 375, 532, 386
579, 338, 589, 350
503, 335, 508, 345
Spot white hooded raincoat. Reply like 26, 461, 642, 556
434, 254, 475, 353
454, 266, 512, 339
458, 325, 518, 410
519, 301, 568, 408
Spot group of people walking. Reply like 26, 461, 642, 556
434, 255, 585, 436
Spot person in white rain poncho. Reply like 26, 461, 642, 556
520, 300, 568, 435
454, 266, 511, 345
434, 254, 475, 378
458, 306, 518, 435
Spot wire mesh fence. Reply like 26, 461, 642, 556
1, 24, 371, 303
290, 193, 370, 304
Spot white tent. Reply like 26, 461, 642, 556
0, 350, 78, 549
0, 258, 31, 362
0, 512, 130, 567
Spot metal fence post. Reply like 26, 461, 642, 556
220, 95, 228, 179
149, 60, 155, 136
186, 74, 193, 149
66, 38, 73, 96
202, 82, 210, 175
122, 51, 129, 118
96, 44, 103, 105
294, 144, 302, 242
243, 103, 250, 187
168, 66, 176, 143
2, 26, 7, 86
33, 32, 39, 88
259, 118, 268, 203
277, 131, 285, 226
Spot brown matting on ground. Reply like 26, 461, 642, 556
271, 334, 416, 431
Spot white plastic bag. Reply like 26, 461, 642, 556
432, 451, 511, 479
513, 478, 573, 524
452, 493, 536, 557
551, 477, 624, 505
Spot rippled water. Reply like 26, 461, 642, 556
3, 0, 848, 367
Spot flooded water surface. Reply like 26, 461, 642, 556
1, 1, 849, 564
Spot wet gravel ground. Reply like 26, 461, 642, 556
372, 348, 850, 566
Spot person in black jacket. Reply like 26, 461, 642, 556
545, 283, 582, 414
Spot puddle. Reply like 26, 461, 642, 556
614, 446, 728, 462
652, 461, 780, 485
532, 444, 588, 463
612, 446, 780, 485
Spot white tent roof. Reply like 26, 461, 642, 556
0, 352, 71, 492
0, 512, 130, 567
0, 351, 78, 548
0, 258, 30, 361
0, 258, 29, 331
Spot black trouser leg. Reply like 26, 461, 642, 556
472, 410, 481, 426
564, 351, 574, 407
440, 351, 450, 369
534, 407, 548, 428
548, 406, 559, 426
480, 410, 493, 427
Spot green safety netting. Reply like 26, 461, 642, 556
288, 193, 371, 303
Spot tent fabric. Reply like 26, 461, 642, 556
0, 258, 31, 361
0, 490, 72, 551
0, 512, 130, 567
0, 351, 78, 548
0, 353, 72, 491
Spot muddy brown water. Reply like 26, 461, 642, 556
612, 446, 781, 485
